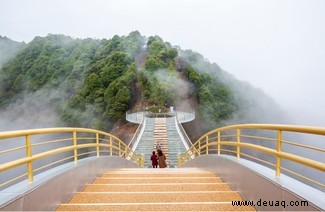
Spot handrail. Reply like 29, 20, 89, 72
175, 113, 194, 150
126, 108, 146, 124
174, 108, 195, 123
178, 124, 325, 190
127, 116, 145, 150
0, 127, 144, 189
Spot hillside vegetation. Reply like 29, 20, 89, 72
0, 32, 285, 139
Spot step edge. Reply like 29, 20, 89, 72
60, 201, 235, 206
87, 183, 227, 186
75, 191, 237, 194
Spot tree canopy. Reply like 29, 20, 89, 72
0, 31, 277, 134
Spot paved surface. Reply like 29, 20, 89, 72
56, 168, 255, 211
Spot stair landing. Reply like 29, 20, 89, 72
56, 168, 255, 211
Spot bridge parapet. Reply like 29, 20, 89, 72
179, 124, 325, 192
175, 110, 195, 123
0, 128, 143, 191
183, 155, 324, 211
126, 109, 195, 124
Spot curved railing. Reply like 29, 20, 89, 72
128, 117, 145, 151
175, 116, 194, 150
175, 110, 195, 123
178, 124, 325, 190
0, 128, 144, 189
126, 106, 195, 124
126, 108, 146, 124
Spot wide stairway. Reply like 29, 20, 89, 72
134, 118, 155, 167
56, 168, 255, 211
166, 117, 186, 167
153, 118, 169, 165
135, 117, 186, 168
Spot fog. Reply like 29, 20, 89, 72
1, 0, 324, 127
0, 0, 324, 190
0, 91, 60, 131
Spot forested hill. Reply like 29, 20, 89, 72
0, 36, 25, 67
0, 32, 286, 140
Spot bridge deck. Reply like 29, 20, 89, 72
56, 168, 255, 211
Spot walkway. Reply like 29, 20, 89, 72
133, 117, 187, 168
153, 118, 169, 164
56, 168, 255, 211
126, 110, 195, 124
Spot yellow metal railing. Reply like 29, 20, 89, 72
178, 124, 325, 189
0, 128, 144, 189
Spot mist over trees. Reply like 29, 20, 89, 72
0, 31, 287, 137
0, 36, 25, 68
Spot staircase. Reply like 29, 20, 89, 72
166, 117, 186, 167
134, 118, 155, 167
134, 117, 187, 168
56, 168, 255, 211
153, 118, 169, 166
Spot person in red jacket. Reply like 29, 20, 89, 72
151, 151, 158, 168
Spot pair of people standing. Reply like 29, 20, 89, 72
151, 149, 167, 168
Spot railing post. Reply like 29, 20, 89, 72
198, 140, 201, 155
119, 142, 121, 157
237, 129, 240, 160
110, 136, 113, 156
206, 135, 209, 155
178, 153, 182, 167
96, 133, 99, 157
141, 154, 144, 167
26, 135, 33, 183
73, 131, 77, 165
122, 148, 126, 158
129, 151, 133, 161
217, 131, 221, 155
276, 130, 282, 177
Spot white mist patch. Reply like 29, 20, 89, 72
0, 91, 60, 131
154, 68, 194, 111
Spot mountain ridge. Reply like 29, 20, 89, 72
0, 32, 287, 141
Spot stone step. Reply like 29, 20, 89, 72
66, 191, 242, 203
83, 183, 231, 192
57, 168, 255, 211
101, 172, 216, 178
57, 202, 254, 211
93, 177, 223, 184
153, 147, 168, 150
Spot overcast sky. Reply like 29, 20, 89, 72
1, 0, 325, 126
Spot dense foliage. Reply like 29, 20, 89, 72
0, 31, 247, 132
